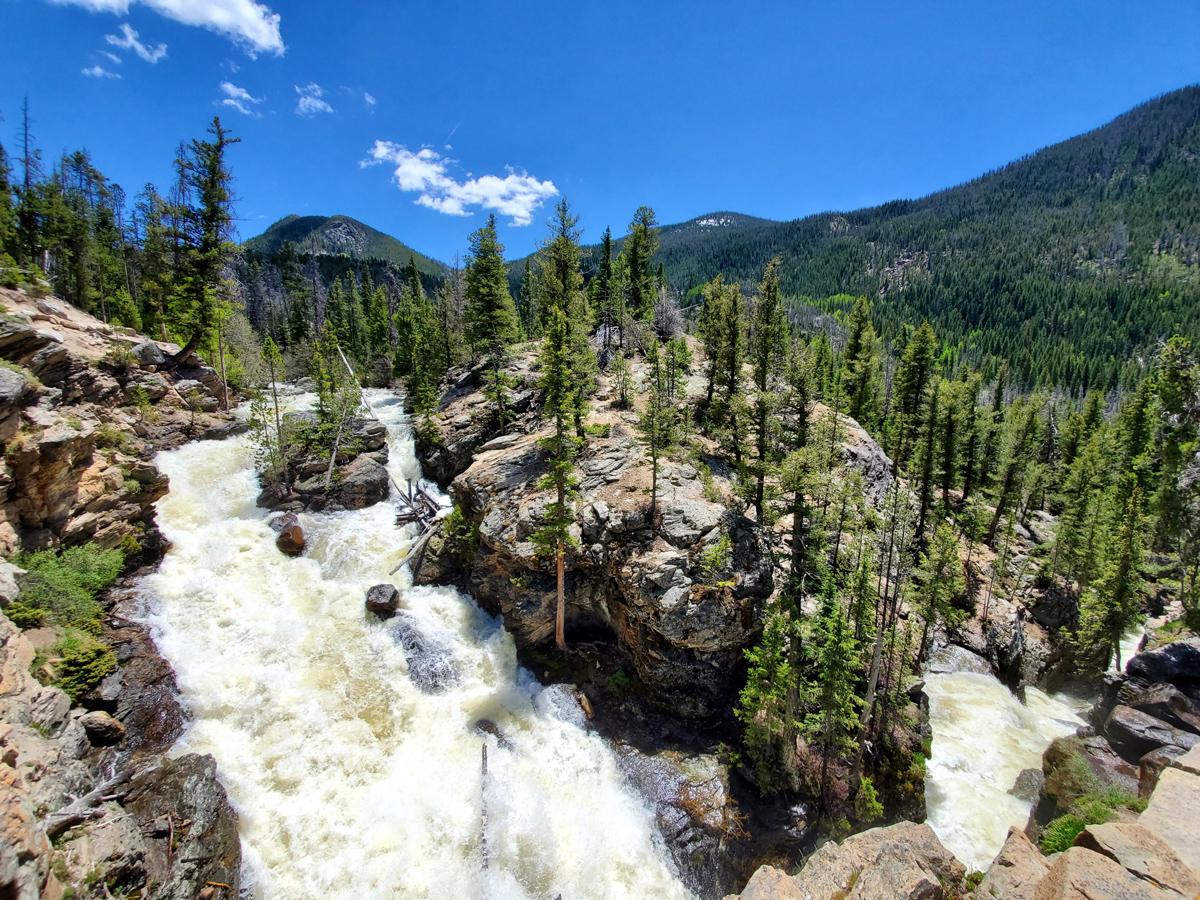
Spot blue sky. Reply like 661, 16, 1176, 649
3, 0, 1199, 261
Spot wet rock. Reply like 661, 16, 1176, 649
1105, 704, 1199, 762
121, 754, 241, 899
388, 613, 458, 692
534, 683, 588, 729
926, 644, 992, 675
365, 584, 400, 619
617, 745, 741, 897
1074, 822, 1200, 896
274, 516, 305, 556
979, 827, 1048, 900
79, 709, 125, 746
473, 719, 514, 749
1008, 767, 1044, 803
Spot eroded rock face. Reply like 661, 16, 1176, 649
0, 610, 241, 900
0, 288, 236, 557
419, 425, 769, 718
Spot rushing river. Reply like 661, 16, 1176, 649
140, 391, 691, 900
924, 673, 1085, 872
925, 621, 1147, 872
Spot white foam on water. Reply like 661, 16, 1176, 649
924, 671, 1085, 872
139, 391, 691, 900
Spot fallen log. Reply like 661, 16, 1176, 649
44, 767, 136, 838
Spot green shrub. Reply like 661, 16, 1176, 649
8, 543, 124, 633
101, 344, 139, 375
854, 775, 884, 824
1040, 814, 1087, 853
1038, 783, 1143, 854
965, 871, 985, 891
698, 535, 733, 585
95, 423, 134, 452
49, 631, 117, 700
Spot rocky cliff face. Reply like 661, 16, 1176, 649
0, 288, 242, 899
731, 753, 1200, 898
413, 350, 770, 718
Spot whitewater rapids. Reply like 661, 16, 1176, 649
924, 672, 1086, 872
139, 390, 691, 900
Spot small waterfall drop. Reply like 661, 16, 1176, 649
923, 671, 1086, 872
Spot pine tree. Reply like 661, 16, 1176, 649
1077, 480, 1145, 670
532, 304, 583, 651
593, 226, 615, 362
978, 364, 1008, 492
749, 257, 789, 522
517, 256, 537, 339
841, 297, 883, 430
914, 379, 941, 538
464, 214, 521, 427
987, 394, 1043, 545
911, 523, 967, 661
1152, 337, 1198, 550
535, 199, 594, 437
804, 577, 861, 814
638, 343, 678, 530
891, 321, 938, 464
624, 206, 658, 321
698, 275, 732, 424
175, 117, 238, 362
735, 607, 799, 791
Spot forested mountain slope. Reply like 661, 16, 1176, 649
244, 214, 446, 276
572, 87, 1200, 390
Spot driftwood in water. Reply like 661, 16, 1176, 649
480, 742, 489, 871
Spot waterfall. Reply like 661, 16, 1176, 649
138, 390, 692, 899
923, 672, 1086, 872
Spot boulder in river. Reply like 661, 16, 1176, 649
273, 515, 306, 556
365, 584, 400, 619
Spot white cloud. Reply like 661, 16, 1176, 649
105, 23, 167, 62
364, 141, 558, 226
363, 92, 376, 111
294, 83, 332, 117
51, 0, 284, 56
82, 64, 121, 78
219, 80, 262, 117
101, 49, 122, 63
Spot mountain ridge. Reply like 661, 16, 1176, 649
243, 213, 447, 277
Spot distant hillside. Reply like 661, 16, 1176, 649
244, 214, 446, 277
535, 87, 1200, 390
